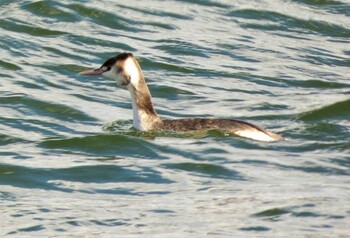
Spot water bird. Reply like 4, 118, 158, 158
80, 53, 284, 142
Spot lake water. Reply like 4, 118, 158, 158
1, 0, 349, 237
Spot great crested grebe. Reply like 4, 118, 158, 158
80, 53, 284, 142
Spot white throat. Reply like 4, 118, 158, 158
123, 58, 160, 131
124, 58, 142, 86
127, 85, 148, 130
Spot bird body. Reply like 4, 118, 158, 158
80, 53, 284, 142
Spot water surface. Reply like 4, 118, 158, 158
1, 0, 349, 237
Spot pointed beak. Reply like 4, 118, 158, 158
79, 69, 105, 76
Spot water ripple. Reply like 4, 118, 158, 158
1, 0, 349, 237
229, 9, 350, 38
299, 99, 350, 121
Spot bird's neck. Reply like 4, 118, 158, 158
126, 70, 161, 131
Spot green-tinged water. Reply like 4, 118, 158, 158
1, 0, 349, 237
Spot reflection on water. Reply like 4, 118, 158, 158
0, 0, 349, 237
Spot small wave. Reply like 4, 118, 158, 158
0, 133, 28, 146
228, 9, 350, 38
24, 1, 78, 22
0, 163, 173, 192
0, 18, 67, 37
163, 162, 244, 180
39, 133, 163, 158
0, 94, 97, 122
298, 99, 350, 120
119, 5, 193, 20
0, 59, 21, 71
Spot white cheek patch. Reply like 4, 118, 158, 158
102, 68, 128, 86
123, 58, 140, 85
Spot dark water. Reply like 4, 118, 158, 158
1, 0, 349, 237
